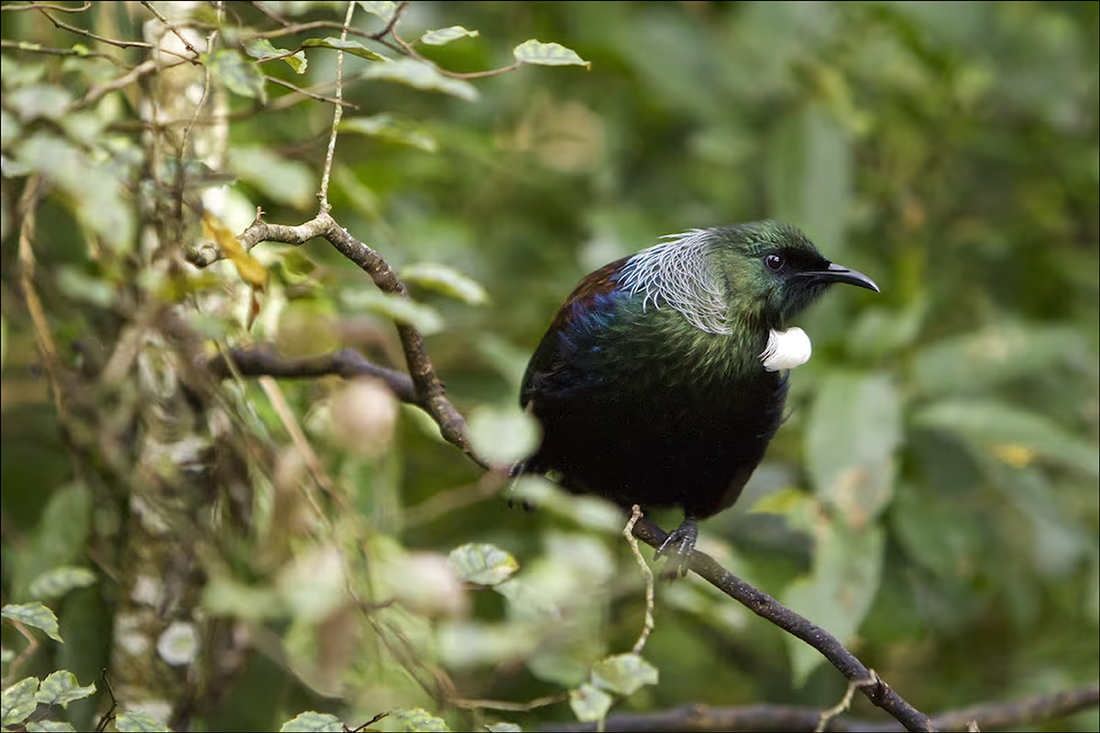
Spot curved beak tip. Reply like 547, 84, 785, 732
826, 262, 880, 293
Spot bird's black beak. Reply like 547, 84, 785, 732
801, 262, 880, 293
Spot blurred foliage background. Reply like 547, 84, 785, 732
1, 1, 1097, 731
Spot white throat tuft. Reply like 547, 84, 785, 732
618, 230, 730, 334
761, 327, 812, 371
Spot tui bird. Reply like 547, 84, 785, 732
517, 220, 879, 576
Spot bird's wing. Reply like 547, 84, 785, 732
520, 257, 629, 406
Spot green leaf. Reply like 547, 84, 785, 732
569, 683, 612, 722
356, 0, 396, 24
466, 404, 541, 466
8, 84, 72, 121
2, 677, 39, 728
3, 602, 63, 643
279, 711, 345, 732
390, 708, 450, 732
27, 719, 77, 732
590, 653, 659, 696
55, 266, 116, 308
420, 26, 479, 46
513, 40, 591, 69
341, 114, 439, 153
889, 482, 980, 580
767, 103, 851, 255
914, 399, 1100, 476
401, 263, 488, 304
202, 574, 281, 620
449, 543, 519, 586
35, 671, 96, 709
207, 49, 266, 101
783, 521, 885, 686
747, 486, 814, 516
847, 297, 929, 361
911, 322, 1091, 396
242, 38, 307, 74
229, 146, 316, 207
364, 59, 478, 101
16, 134, 134, 249
340, 290, 443, 335
805, 371, 902, 527
115, 710, 172, 732
301, 37, 387, 63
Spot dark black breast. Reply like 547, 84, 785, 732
521, 278, 788, 519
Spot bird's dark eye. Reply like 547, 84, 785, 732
764, 253, 785, 271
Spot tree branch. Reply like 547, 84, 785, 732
207, 346, 415, 403
191, 212, 484, 468
540, 684, 1100, 732
628, 519, 935, 732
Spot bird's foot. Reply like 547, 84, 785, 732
654, 517, 698, 579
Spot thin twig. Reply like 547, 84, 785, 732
258, 375, 344, 512
1, 1, 91, 12
817, 671, 881, 732
140, 1, 202, 59
317, 0, 356, 210
74, 58, 175, 110
0, 621, 40, 687
0, 38, 126, 66
452, 693, 570, 712
623, 505, 656, 656
265, 75, 358, 108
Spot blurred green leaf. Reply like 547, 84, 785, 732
55, 266, 115, 308
569, 683, 612, 722
513, 40, 591, 69
207, 49, 266, 101
390, 708, 450, 732
115, 711, 171, 732
301, 37, 387, 63
847, 297, 929, 361
229, 146, 316, 207
340, 289, 443, 335
783, 521, 885, 685
420, 26, 479, 46
805, 371, 902, 527
590, 653, 659, 696
889, 482, 980, 581
242, 38, 307, 74
279, 711, 344, 732
449, 543, 519, 586
768, 104, 851, 255
8, 84, 72, 121
341, 114, 439, 152
364, 59, 478, 101
914, 399, 1099, 476
466, 404, 540, 466
27, 717, 76, 732
28, 567, 96, 601
911, 322, 1091, 396
356, 0, 396, 24
15, 134, 134, 248
402, 262, 489, 304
